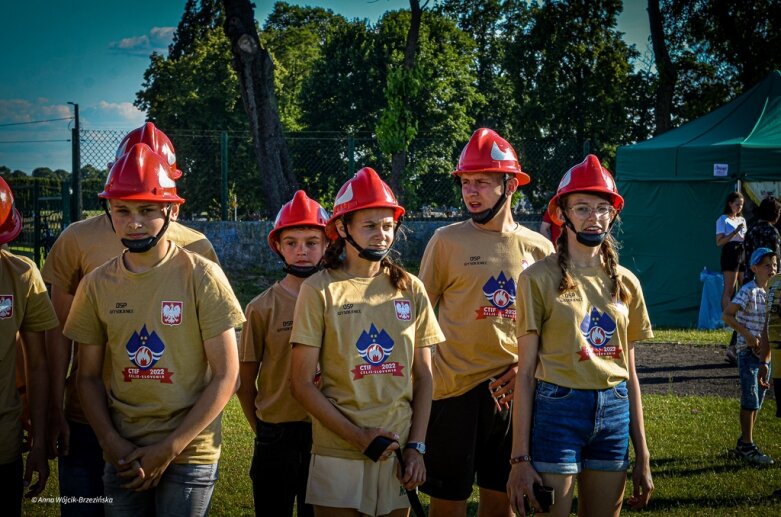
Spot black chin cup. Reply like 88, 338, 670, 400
466, 175, 509, 225
104, 200, 172, 253
563, 215, 610, 248
341, 220, 398, 262
282, 262, 320, 278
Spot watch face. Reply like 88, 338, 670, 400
408, 442, 426, 454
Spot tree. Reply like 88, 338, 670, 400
376, 0, 425, 201
437, 0, 514, 133
297, 8, 478, 210
648, 0, 676, 135
261, 3, 344, 130
503, 0, 639, 207
223, 0, 297, 214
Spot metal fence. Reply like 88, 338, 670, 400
74, 129, 583, 219
6, 129, 582, 259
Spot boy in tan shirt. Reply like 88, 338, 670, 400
237, 190, 329, 517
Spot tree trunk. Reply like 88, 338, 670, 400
390, 0, 423, 203
648, 0, 677, 135
223, 0, 297, 215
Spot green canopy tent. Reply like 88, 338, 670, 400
616, 70, 781, 327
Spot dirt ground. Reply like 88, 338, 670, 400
636, 342, 774, 399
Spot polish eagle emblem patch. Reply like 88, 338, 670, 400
161, 301, 183, 326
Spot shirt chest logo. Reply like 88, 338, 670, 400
476, 272, 516, 320
351, 323, 404, 380
578, 307, 621, 361
394, 300, 411, 321
161, 301, 183, 326
123, 324, 174, 383
0, 295, 13, 319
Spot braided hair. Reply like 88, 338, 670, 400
555, 196, 630, 304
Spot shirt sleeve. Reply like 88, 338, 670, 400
290, 282, 325, 348
20, 266, 59, 332
516, 270, 545, 338
418, 232, 443, 306
412, 280, 445, 348
625, 275, 654, 343
41, 229, 83, 294
239, 301, 266, 362
732, 285, 750, 310
195, 262, 245, 341
63, 276, 106, 347
716, 215, 727, 236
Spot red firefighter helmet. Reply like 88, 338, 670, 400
547, 154, 624, 225
325, 167, 405, 240
0, 176, 22, 245
111, 122, 182, 180
452, 128, 530, 185
268, 190, 330, 251
99, 143, 185, 204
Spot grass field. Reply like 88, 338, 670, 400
18, 271, 777, 515
21, 394, 781, 516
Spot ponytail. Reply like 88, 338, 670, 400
600, 233, 630, 304
557, 226, 577, 293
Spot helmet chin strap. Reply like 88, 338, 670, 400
341, 220, 399, 262
468, 175, 509, 225
103, 201, 173, 253
562, 213, 611, 248
277, 254, 321, 278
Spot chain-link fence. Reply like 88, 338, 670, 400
5, 129, 582, 259
76, 129, 582, 220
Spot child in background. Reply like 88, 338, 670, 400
0, 176, 58, 516
723, 247, 777, 465
236, 190, 329, 517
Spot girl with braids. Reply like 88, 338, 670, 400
290, 167, 444, 516
506, 155, 654, 516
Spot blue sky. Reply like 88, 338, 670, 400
0, 0, 651, 173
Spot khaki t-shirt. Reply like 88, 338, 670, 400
63, 244, 244, 464
419, 220, 554, 399
239, 283, 309, 424
290, 268, 444, 460
0, 250, 58, 463
42, 214, 219, 423
765, 274, 781, 379
516, 255, 654, 389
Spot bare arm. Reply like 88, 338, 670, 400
45, 285, 73, 457
19, 330, 49, 497
506, 333, 543, 515
77, 342, 138, 473
290, 344, 399, 456
399, 346, 433, 489
237, 361, 260, 432
723, 302, 759, 352
122, 328, 240, 490
716, 224, 743, 247
627, 344, 654, 509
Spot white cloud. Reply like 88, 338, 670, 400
0, 98, 73, 124
96, 101, 145, 123
109, 26, 175, 56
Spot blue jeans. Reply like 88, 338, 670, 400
103, 462, 218, 517
531, 381, 630, 474
250, 420, 313, 517
59, 420, 105, 517
737, 348, 769, 410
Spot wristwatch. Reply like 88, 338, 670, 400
405, 441, 426, 455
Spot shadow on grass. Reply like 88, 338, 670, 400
639, 374, 737, 385
651, 451, 774, 479
645, 493, 778, 512
637, 363, 735, 374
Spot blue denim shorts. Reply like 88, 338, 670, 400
531, 380, 630, 475
737, 348, 770, 411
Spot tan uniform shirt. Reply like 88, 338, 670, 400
0, 250, 58, 463
419, 220, 554, 399
64, 245, 244, 464
516, 255, 654, 389
41, 214, 219, 423
291, 268, 444, 460
239, 283, 309, 424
